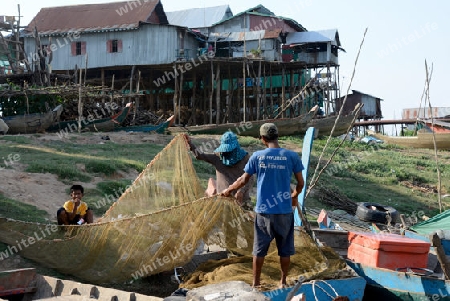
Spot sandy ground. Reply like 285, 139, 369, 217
0, 132, 175, 220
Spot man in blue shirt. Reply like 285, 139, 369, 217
221, 123, 304, 288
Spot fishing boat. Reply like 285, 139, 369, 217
347, 261, 450, 300
3, 105, 62, 134
419, 118, 450, 133
168, 105, 319, 137
0, 118, 8, 134
307, 103, 362, 137
314, 227, 450, 300
263, 277, 366, 301
404, 208, 450, 257
0, 268, 37, 297
368, 130, 450, 150
47, 103, 132, 132
115, 115, 175, 133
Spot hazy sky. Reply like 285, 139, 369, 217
3, 0, 448, 120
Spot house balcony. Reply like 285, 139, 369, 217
175, 49, 191, 61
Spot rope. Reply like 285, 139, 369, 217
311, 280, 339, 301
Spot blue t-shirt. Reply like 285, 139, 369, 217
244, 148, 304, 214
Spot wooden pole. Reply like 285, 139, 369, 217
129, 65, 135, 106
209, 60, 214, 124
281, 66, 286, 118
215, 63, 221, 124
78, 68, 83, 133
132, 70, 141, 125
173, 64, 179, 125
178, 66, 183, 124
290, 69, 295, 117
84, 53, 88, 85
224, 64, 232, 123
190, 71, 197, 125
431, 233, 450, 280
110, 74, 115, 106
15, 5, 21, 72
243, 60, 246, 122
257, 60, 262, 120
262, 63, 267, 119
101, 68, 105, 104
270, 64, 273, 118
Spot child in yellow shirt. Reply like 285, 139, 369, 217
57, 184, 93, 225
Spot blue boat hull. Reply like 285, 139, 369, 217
262, 276, 366, 301
347, 260, 450, 300
404, 230, 450, 256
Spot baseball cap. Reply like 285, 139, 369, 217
260, 123, 278, 139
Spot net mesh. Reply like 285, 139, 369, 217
0, 134, 345, 288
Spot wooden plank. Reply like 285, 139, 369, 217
430, 233, 450, 280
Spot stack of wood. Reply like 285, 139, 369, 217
57, 100, 121, 122
316, 185, 358, 214
122, 109, 164, 126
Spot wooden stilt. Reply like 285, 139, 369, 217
173, 64, 179, 125
77, 68, 83, 133
281, 66, 286, 118
243, 59, 246, 122
262, 63, 267, 119
215, 63, 221, 125
223, 64, 232, 123
178, 67, 183, 124
290, 69, 294, 118
270, 64, 273, 118
101, 68, 105, 104
257, 60, 262, 120
190, 71, 197, 125
209, 60, 214, 124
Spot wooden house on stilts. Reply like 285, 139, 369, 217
5, 1, 346, 127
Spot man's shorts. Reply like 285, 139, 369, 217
252, 212, 295, 257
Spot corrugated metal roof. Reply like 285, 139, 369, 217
25, 0, 167, 35
286, 29, 340, 46
402, 107, 450, 119
208, 29, 280, 42
212, 5, 306, 32
166, 5, 232, 29
352, 90, 382, 100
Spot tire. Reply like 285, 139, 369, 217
355, 202, 399, 224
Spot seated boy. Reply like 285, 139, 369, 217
57, 184, 93, 225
